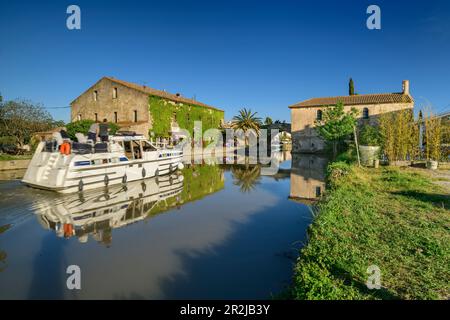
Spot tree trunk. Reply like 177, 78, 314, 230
332, 141, 338, 159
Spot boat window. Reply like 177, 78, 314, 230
123, 141, 133, 159
142, 141, 157, 152
132, 140, 142, 159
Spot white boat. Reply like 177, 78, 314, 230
33, 174, 184, 243
22, 133, 184, 193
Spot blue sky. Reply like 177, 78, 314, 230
1, 0, 449, 122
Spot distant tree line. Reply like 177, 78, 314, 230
0, 93, 64, 149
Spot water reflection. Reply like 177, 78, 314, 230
289, 153, 329, 204
33, 164, 225, 245
34, 174, 184, 245
0, 151, 319, 299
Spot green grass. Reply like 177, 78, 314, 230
292, 164, 450, 300
0, 154, 32, 161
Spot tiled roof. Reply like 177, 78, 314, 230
289, 93, 414, 108
104, 77, 222, 112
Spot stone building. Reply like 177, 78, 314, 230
289, 80, 414, 153
289, 153, 328, 203
71, 77, 224, 139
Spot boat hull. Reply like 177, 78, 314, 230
22, 142, 184, 193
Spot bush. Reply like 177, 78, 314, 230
66, 120, 120, 141
326, 161, 351, 188
335, 147, 357, 164
359, 125, 382, 146
0, 136, 16, 145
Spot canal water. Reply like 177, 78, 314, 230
0, 152, 328, 299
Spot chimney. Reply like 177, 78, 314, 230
402, 80, 410, 95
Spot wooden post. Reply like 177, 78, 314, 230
353, 125, 361, 167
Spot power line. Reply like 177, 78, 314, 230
43, 106, 71, 109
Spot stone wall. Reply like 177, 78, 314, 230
291, 102, 413, 153
71, 78, 151, 136
0, 159, 30, 171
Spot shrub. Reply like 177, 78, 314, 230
335, 146, 357, 164
359, 125, 382, 146
0, 136, 16, 145
66, 120, 120, 141
379, 110, 419, 161
326, 161, 351, 188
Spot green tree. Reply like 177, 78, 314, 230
314, 102, 357, 158
0, 99, 54, 147
231, 108, 262, 147
359, 124, 382, 146
264, 117, 273, 126
349, 78, 355, 96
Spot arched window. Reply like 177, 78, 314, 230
113, 87, 118, 99
363, 107, 369, 119
316, 109, 323, 121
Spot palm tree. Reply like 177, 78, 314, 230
264, 117, 273, 126
231, 165, 261, 193
231, 108, 263, 148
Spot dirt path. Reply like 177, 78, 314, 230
407, 167, 450, 194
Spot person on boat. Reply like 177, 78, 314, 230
59, 127, 72, 155
88, 121, 99, 142
60, 127, 70, 140
99, 119, 110, 142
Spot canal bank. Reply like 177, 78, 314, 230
0, 158, 30, 171
292, 163, 450, 300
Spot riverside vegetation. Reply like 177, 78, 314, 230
291, 161, 449, 299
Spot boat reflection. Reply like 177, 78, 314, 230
289, 153, 329, 204
33, 164, 225, 245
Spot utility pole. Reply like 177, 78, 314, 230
353, 125, 361, 167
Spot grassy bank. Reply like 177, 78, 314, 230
0, 154, 32, 161
292, 163, 450, 299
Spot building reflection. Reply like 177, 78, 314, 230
33, 165, 225, 245
289, 153, 329, 204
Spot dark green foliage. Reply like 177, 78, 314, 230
335, 147, 357, 164
148, 164, 224, 216
0, 136, 16, 145
148, 95, 224, 138
314, 102, 358, 157
232, 108, 262, 132
349, 78, 355, 96
359, 124, 382, 146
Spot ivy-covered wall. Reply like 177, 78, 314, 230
148, 95, 224, 138
148, 164, 224, 216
